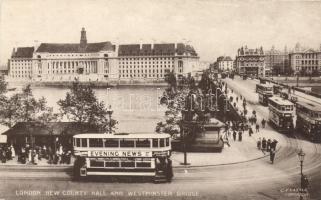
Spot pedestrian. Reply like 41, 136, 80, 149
262, 138, 267, 151
28, 149, 32, 163
267, 139, 271, 152
270, 139, 278, 151
233, 131, 237, 141
261, 118, 266, 128
270, 149, 276, 164
34, 150, 38, 165
248, 127, 253, 137
240, 123, 244, 133
256, 123, 260, 133
11, 145, 15, 159
257, 138, 262, 150
236, 97, 238, 102
238, 131, 243, 141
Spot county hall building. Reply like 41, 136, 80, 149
8, 28, 200, 82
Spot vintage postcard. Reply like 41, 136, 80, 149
0, 0, 321, 199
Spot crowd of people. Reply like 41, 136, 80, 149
221, 84, 279, 164
0, 143, 72, 165
0, 144, 15, 163
18, 144, 72, 165
256, 137, 278, 164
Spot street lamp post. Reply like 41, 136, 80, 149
106, 105, 113, 134
298, 148, 305, 176
180, 110, 190, 166
298, 148, 306, 199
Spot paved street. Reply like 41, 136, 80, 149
1, 76, 321, 200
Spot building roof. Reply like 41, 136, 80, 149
12, 47, 35, 58
118, 43, 197, 56
2, 122, 99, 136
268, 96, 294, 106
74, 133, 170, 139
223, 56, 233, 61
36, 42, 115, 53
238, 46, 264, 56
296, 101, 321, 112
217, 56, 233, 62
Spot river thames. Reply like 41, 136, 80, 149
3, 86, 167, 133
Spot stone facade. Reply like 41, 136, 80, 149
289, 44, 321, 76
216, 56, 233, 72
8, 28, 200, 82
264, 46, 290, 76
236, 46, 265, 77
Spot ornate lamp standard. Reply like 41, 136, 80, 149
106, 105, 113, 134
180, 93, 196, 166
297, 148, 305, 199
298, 149, 305, 176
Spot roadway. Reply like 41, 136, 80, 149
1, 76, 321, 200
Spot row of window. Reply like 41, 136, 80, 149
11, 71, 31, 74
296, 106, 321, 118
10, 75, 31, 78
119, 57, 175, 61
295, 66, 319, 71
90, 160, 151, 168
297, 54, 319, 59
11, 63, 32, 66
39, 53, 99, 58
269, 102, 294, 111
119, 65, 173, 69
74, 138, 170, 148
120, 61, 174, 64
295, 60, 319, 65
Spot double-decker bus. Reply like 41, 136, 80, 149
273, 85, 283, 95
268, 96, 294, 133
256, 84, 273, 106
296, 101, 321, 142
73, 133, 173, 182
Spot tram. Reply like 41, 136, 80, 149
268, 96, 294, 133
296, 101, 321, 142
257, 84, 273, 106
73, 133, 173, 182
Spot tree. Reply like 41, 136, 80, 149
198, 71, 211, 93
0, 94, 22, 128
164, 71, 177, 89
58, 80, 117, 133
0, 85, 57, 128
0, 76, 7, 95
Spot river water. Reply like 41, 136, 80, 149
3, 86, 167, 133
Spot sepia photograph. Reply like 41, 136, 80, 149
0, 0, 321, 199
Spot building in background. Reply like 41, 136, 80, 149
236, 46, 265, 77
216, 56, 233, 72
289, 43, 321, 76
264, 46, 290, 76
7, 28, 200, 82
0, 65, 8, 77
8, 47, 34, 79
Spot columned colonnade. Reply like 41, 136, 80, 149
46, 60, 99, 74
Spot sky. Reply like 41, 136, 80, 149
0, 0, 321, 66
